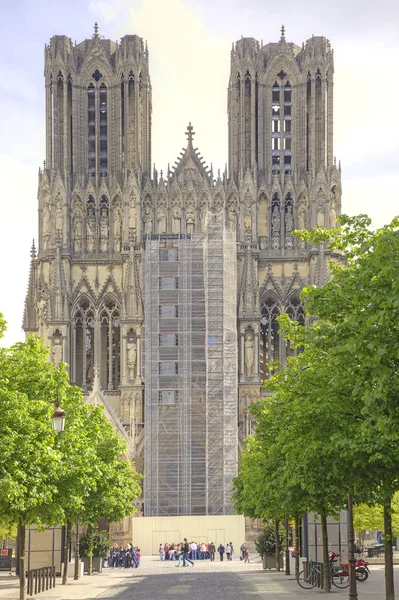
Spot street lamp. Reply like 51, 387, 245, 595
50, 391, 66, 433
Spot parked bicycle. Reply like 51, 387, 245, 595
297, 554, 349, 590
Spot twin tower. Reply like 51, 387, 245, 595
24, 25, 342, 522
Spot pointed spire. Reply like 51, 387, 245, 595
185, 122, 195, 145
30, 239, 36, 260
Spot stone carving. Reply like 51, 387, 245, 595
298, 203, 307, 230
37, 296, 47, 325
186, 208, 195, 234
143, 204, 153, 234
73, 207, 83, 252
86, 206, 96, 252
244, 211, 252, 241
100, 208, 109, 252
272, 206, 280, 235
43, 199, 51, 234
285, 205, 294, 233
200, 207, 207, 232
228, 207, 238, 231
127, 336, 137, 378
52, 336, 63, 366
272, 235, 279, 250
156, 206, 167, 233
129, 193, 137, 229
329, 200, 336, 229
55, 197, 63, 233
317, 209, 325, 227
259, 236, 267, 250
113, 205, 122, 251
244, 330, 255, 376
172, 205, 181, 233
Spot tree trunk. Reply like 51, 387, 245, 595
18, 522, 26, 600
275, 520, 280, 571
62, 521, 71, 585
320, 510, 330, 593
87, 525, 93, 576
347, 491, 358, 600
295, 516, 300, 579
284, 517, 290, 575
384, 501, 395, 600
74, 522, 80, 580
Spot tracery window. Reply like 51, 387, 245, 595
271, 81, 280, 173
88, 83, 96, 174
259, 297, 280, 380
285, 294, 305, 357
99, 299, 120, 390
74, 299, 95, 390
87, 80, 108, 175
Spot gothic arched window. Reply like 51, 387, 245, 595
272, 81, 281, 172
88, 83, 96, 174
285, 294, 305, 358
99, 299, 120, 390
73, 298, 95, 391
283, 82, 292, 173
259, 296, 280, 380
99, 83, 108, 174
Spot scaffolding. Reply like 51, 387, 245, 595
143, 212, 238, 516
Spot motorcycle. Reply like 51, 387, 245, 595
329, 552, 370, 582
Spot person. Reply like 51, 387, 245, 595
354, 539, 362, 558
200, 542, 206, 560
164, 543, 169, 560
218, 543, 225, 561
190, 541, 197, 560
229, 542, 234, 560
136, 547, 141, 567
225, 543, 232, 561
240, 542, 247, 560
244, 547, 250, 563
208, 541, 216, 562
159, 544, 163, 560
169, 544, 175, 561
183, 538, 194, 567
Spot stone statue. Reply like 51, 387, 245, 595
285, 205, 294, 233
259, 236, 267, 250
272, 206, 280, 235
329, 200, 336, 229
127, 337, 137, 378
244, 331, 255, 377
186, 208, 195, 234
55, 199, 63, 233
73, 209, 83, 252
52, 336, 63, 366
86, 206, 96, 252
317, 209, 325, 228
143, 205, 153, 234
157, 207, 167, 233
43, 199, 51, 234
100, 208, 109, 252
172, 205, 181, 233
228, 207, 237, 231
129, 194, 137, 229
200, 207, 207, 232
37, 297, 47, 325
113, 206, 122, 251
298, 204, 307, 230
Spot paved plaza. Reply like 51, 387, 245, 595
0, 557, 392, 600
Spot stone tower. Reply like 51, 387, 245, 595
227, 27, 342, 439
24, 26, 342, 520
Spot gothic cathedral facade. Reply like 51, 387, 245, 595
24, 25, 342, 512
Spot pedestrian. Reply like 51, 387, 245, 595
190, 541, 197, 560
229, 542, 234, 559
159, 543, 164, 560
183, 538, 194, 567
226, 543, 232, 561
136, 548, 141, 567
244, 547, 250, 563
208, 541, 216, 562
240, 542, 247, 560
218, 543, 225, 561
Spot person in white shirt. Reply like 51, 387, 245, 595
200, 543, 206, 559
190, 542, 197, 560
226, 543, 232, 561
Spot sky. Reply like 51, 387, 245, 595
0, 0, 398, 347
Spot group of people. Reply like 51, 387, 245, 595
107, 544, 141, 568
158, 540, 238, 564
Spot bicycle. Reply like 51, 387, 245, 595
297, 558, 349, 590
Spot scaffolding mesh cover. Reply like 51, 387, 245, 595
143, 212, 238, 516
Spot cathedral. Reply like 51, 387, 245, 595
23, 24, 342, 527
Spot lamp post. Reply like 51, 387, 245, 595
51, 391, 66, 434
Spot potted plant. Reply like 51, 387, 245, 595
79, 528, 111, 574
255, 521, 285, 570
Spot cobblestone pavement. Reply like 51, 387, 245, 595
97, 557, 389, 600
0, 558, 392, 600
